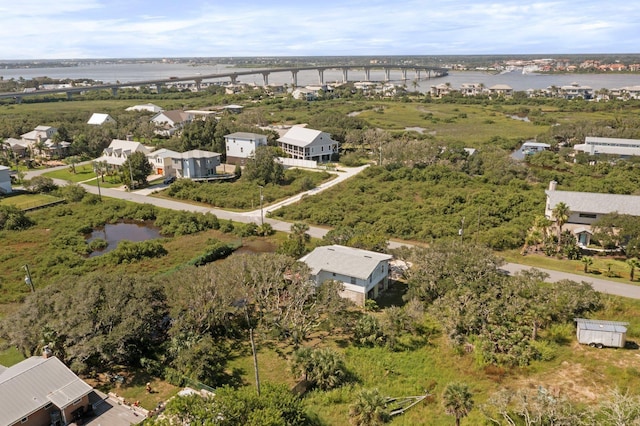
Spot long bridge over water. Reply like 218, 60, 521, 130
0, 64, 448, 102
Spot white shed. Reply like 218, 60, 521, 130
575, 318, 628, 348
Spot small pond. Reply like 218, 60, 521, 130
86, 222, 162, 257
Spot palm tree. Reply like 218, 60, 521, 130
552, 202, 571, 250
581, 256, 593, 273
442, 382, 474, 426
628, 258, 640, 281
349, 388, 390, 426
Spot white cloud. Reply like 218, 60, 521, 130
0, 0, 639, 58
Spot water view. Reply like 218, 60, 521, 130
1, 62, 638, 91
86, 221, 162, 257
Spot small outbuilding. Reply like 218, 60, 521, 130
575, 318, 628, 348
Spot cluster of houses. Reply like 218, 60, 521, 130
430, 81, 640, 101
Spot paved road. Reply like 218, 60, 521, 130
22, 164, 640, 299
502, 263, 640, 299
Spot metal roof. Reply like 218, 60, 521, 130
0, 356, 93, 425
278, 127, 333, 148
299, 245, 392, 280
575, 318, 628, 333
546, 189, 640, 216
224, 132, 267, 140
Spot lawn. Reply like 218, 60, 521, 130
0, 193, 63, 210
501, 249, 636, 284
42, 164, 96, 183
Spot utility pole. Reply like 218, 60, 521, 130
128, 157, 134, 191
93, 163, 102, 201
259, 185, 264, 226
23, 264, 35, 292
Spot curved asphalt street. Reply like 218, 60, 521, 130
23, 163, 640, 299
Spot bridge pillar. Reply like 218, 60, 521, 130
156, 84, 163, 94
318, 70, 324, 84
384, 68, 391, 82
262, 72, 269, 86
66, 92, 73, 100
111, 87, 118, 96
364, 68, 370, 81
415, 70, 421, 80
341, 67, 348, 83
230, 74, 238, 84
291, 70, 298, 87
194, 78, 202, 91
401, 69, 407, 80
14, 96, 22, 104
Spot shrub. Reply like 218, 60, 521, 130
0, 205, 34, 230
108, 240, 168, 264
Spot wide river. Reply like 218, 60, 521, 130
1, 62, 639, 91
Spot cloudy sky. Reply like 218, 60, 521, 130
1, 0, 638, 59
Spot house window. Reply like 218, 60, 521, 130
579, 213, 597, 219
350, 277, 356, 285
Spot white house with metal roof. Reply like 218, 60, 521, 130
299, 245, 393, 306
545, 180, 640, 226
95, 139, 151, 167
574, 136, 640, 157
277, 126, 338, 162
224, 132, 268, 166
0, 355, 93, 426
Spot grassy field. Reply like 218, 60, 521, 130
0, 193, 63, 210
223, 289, 640, 425
502, 249, 637, 283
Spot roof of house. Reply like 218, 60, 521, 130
0, 165, 9, 172
299, 245, 392, 280
277, 127, 333, 148
126, 103, 163, 112
0, 356, 93, 425
522, 141, 551, 148
5, 137, 27, 148
104, 139, 150, 155
151, 110, 192, 125
585, 136, 640, 146
87, 113, 115, 125
148, 148, 181, 159
490, 84, 513, 90
546, 189, 640, 216
224, 132, 267, 140
178, 149, 221, 159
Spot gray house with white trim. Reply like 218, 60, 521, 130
545, 180, 640, 226
299, 245, 392, 306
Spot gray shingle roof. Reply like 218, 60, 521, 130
546, 189, 640, 216
299, 245, 392, 280
0, 356, 93, 425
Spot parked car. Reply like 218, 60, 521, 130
163, 176, 176, 184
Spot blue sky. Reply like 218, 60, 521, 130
1, 0, 638, 59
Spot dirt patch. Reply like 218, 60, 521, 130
514, 360, 599, 403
